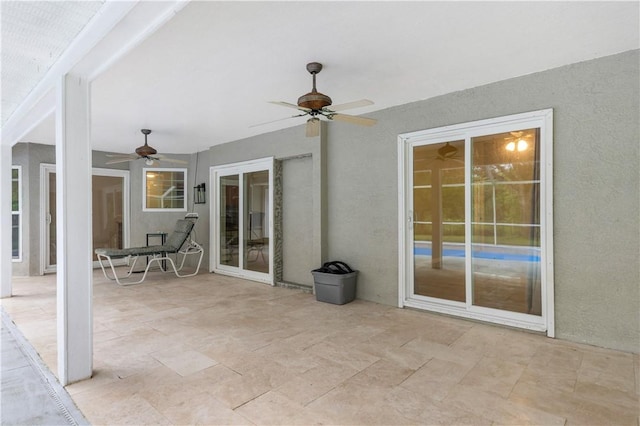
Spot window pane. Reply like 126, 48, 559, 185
471, 128, 541, 315
49, 172, 57, 266
495, 183, 540, 224
472, 184, 493, 223
413, 140, 466, 302
442, 186, 464, 222
413, 187, 431, 223
243, 170, 269, 273
220, 175, 239, 267
145, 170, 186, 210
12, 214, 19, 259
12, 168, 19, 211
92, 176, 124, 261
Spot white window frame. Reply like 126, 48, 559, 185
143, 167, 188, 212
11, 165, 22, 262
210, 157, 274, 285
398, 109, 554, 336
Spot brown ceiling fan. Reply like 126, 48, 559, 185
254, 62, 377, 137
106, 129, 187, 165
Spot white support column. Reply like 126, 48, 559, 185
0, 141, 12, 298
56, 73, 93, 385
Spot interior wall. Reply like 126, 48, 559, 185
188, 150, 211, 270
128, 153, 195, 265
208, 124, 325, 286
282, 155, 314, 287
10, 142, 129, 276
11, 50, 638, 352
208, 50, 638, 352
325, 50, 638, 352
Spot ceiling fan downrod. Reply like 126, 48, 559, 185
136, 128, 157, 157
298, 62, 332, 111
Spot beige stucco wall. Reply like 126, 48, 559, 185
13, 50, 639, 352
210, 50, 639, 352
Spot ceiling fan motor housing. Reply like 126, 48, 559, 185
298, 91, 332, 111
135, 128, 157, 157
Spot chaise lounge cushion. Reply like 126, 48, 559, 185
95, 220, 195, 259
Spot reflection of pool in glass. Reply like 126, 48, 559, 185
413, 242, 541, 315
414, 244, 540, 262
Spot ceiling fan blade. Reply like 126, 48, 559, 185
269, 101, 312, 112
249, 113, 308, 128
306, 118, 320, 137
155, 155, 188, 164
330, 113, 377, 127
106, 153, 137, 158
324, 99, 373, 112
105, 158, 136, 165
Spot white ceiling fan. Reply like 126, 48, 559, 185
106, 129, 188, 165
253, 62, 377, 137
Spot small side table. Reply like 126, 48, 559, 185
146, 232, 167, 270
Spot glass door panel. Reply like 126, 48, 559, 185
92, 175, 125, 261
220, 175, 239, 267
212, 158, 273, 284
243, 170, 269, 273
471, 129, 541, 315
412, 140, 466, 302
43, 166, 129, 272
48, 172, 57, 268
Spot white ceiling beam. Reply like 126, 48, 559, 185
2, 0, 190, 147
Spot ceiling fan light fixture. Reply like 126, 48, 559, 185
305, 117, 320, 137
506, 139, 528, 152
145, 158, 154, 165
438, 142, 457, 158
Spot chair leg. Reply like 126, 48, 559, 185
96, 241, 203, 286
97, 254, 141, 285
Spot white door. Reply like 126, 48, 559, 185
398, 110, 554, 334
210, 157, 274, 284
41, 165, 130, 273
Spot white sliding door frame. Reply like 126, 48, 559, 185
40, 164, 130, 273
210, 157, 274, 285
398, 109, 554, 336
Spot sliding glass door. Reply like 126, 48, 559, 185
41, 165, 130, 273
399, 110, 553, 334
211, 158, 273, 284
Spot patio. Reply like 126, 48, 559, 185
1, 271, 638, 425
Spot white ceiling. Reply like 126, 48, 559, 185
8, 1, 640, 155
1, 0, 104, 124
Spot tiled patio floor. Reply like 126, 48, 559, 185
2, 271, 638, 425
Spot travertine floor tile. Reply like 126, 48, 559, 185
236, 390, 321, 425
275, 357, 359, 406
510, 379, 638, 425
159, 391, 252, 425
459, 356, 525, 398
400, 357, 474, 401
304, 340, 380, 371
446, 384, 566, 425
305, 381, 416, 425
4, 272, 638, 426
151, 347, 218, 376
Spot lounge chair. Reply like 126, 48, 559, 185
95, 219, 203, 286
